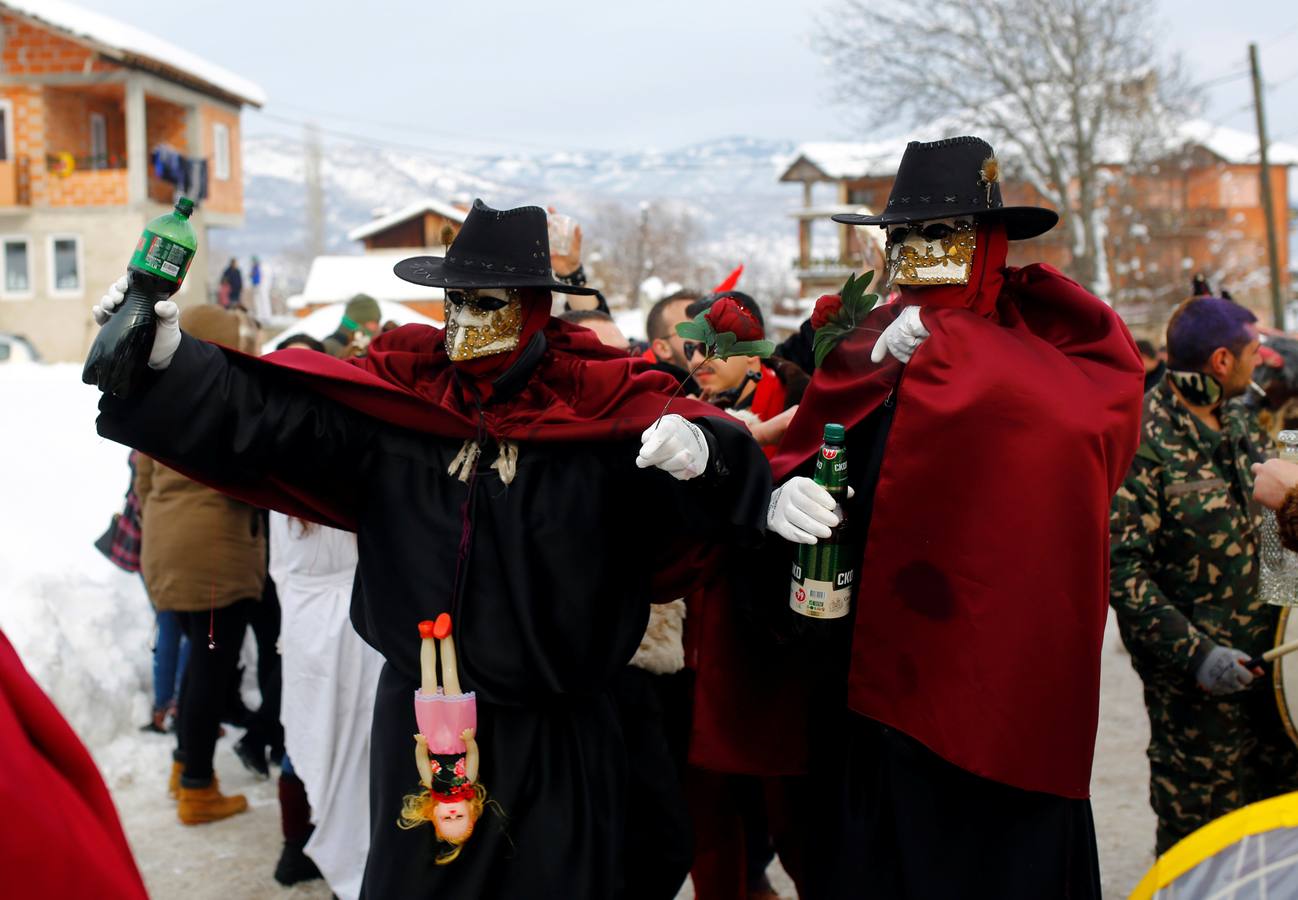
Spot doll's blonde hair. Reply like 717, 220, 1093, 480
397, 782, 488, 865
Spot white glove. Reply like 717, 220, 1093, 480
871, 305, 929, 364
637, 414, 709, 480
768, 476, 840, 545
92, 274, 182, 370
1195, 645, 1257, 695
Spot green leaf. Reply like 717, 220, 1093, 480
813, 325, 848, 369
675, 320, 706, 340
868, 292, 885, 311
724, 339, 775, 358
840, 269, 879, 320
713, 331, 737, 357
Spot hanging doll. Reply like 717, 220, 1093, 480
399, 613, 484, 863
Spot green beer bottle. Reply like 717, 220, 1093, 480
789, 423, 855, 619
83, 197, 198, 397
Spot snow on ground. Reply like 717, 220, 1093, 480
2, 363, 1156, 897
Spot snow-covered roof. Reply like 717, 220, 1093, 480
1177, 120, 1298, 166
298, 254, 447, 307
783, 120, 1298, 182
0, 0, 266, 107
347, 199, 468, 243
262, 299, 440, 355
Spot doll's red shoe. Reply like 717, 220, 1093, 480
432, 613, 452, 640
418, 619, 437, 640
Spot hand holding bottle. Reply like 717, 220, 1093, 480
92, 274, 182, 371
768, 476, 840, 545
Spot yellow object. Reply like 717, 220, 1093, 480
168, 760, 182, 799
176, 778, 248, 825
1129, 790, 1298, 898
53, 152, 75, 178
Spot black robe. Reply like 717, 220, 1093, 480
98, 335, 770, 899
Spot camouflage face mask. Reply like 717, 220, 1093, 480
1168, 369, 1224, 409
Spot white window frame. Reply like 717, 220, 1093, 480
0, 234, 32, 299
0, 99, 13, 162
89, 112, 107, 169
47, 234, 84, 297
213, 121, 230, 180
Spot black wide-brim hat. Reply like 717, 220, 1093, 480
394, 199, 598, 295
831, 136, 1058, 241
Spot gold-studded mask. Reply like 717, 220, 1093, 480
445, 289, 525, 361
886, 216, 977, 286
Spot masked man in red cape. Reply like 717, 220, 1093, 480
90, 201, 771, 899
765, 137, 1145, 899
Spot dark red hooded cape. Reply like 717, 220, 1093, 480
0, 631, 148, 899
770, 262, 1143, 799
166, 316, 730, 533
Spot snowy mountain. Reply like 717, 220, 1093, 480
210, 133, 806, 296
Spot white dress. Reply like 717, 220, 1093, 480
270, 513, 383, 900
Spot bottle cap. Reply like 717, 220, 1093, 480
174, 197, 195, 218
823, 423, 846, 443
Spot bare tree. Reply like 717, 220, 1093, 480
818, 0, 1194, 299
586, 200, 713, 305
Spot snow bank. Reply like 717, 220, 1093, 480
0, 363, 153, 761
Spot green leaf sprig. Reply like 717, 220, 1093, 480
812, 270, 881, 368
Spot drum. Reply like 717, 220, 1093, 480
1273, 607, 1298, 749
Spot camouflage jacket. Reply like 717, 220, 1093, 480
1109, 378, 1276, 685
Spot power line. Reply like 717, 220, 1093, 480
251, 110, 784, 178
1264, 22, 1298, 48
1193, 68, 1249, 90
264, 102, 591, 155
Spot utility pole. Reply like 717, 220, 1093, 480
303, 122, 325, 261
1249, 42, 1285, 328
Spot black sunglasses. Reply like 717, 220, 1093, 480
683, 341, 707, 359
447, 290, 510, 311
888, 222, 957, 244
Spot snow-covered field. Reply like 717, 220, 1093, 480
0, 362, 1154, 898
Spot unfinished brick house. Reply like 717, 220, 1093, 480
0, 0, 264, 360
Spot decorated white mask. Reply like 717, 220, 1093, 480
885, 216, 977, 286
445, 289, 524, 361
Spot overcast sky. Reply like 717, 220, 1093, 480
68, 0, 1298, 155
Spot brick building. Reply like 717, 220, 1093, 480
779, 121, 1297, 336
0, 0, 264, 361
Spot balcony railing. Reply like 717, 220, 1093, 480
45, 152, 129, 174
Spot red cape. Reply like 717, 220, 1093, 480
166, 317, 732, 532
0, 631, 147, 898
771, 264, 1143, 798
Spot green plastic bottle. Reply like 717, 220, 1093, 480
83, 197, 198, 397
789, 423, 855, 620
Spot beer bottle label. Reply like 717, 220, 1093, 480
130, 230, 195, 285
789, 561, 854, 619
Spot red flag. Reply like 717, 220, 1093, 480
710, 264, 743, 295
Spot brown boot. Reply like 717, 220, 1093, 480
168, 760, 183, 799
177, 777, 248, 825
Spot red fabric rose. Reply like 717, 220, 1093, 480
811, 294, 843, 330
705, 297, 764, 341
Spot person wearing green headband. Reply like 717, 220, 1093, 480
323, 295, 382, 358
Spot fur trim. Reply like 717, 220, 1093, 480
727, 408, 763, 430
630, 599, 686, 675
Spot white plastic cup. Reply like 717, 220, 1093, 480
548, 212, 575, 256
